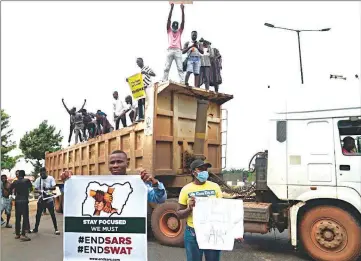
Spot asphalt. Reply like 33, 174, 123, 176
1, 213, 310, 261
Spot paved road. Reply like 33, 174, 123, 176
1, 213, 310, 261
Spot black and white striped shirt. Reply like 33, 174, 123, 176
141, 66, 155, 88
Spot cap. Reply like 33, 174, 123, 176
190, 159, 212, 170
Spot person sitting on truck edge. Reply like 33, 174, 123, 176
113, 91, 128, 129
162, 3, 185, 84
62, 98, 86, 146
10, 170, 32, 241
96, 111, 114, 135
342, 136, 357, 155
136, 57, 155, 121
31, 167, 60, 236
176, 159, 243, 261
124, 95, 138, 124
183, 31, 204, 88
109, 150, 167, 204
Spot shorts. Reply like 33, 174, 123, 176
1, 198, 12, 215
187, 56, 201, 75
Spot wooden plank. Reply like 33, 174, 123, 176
172, 91, 179, 173
130, 132, 136, 171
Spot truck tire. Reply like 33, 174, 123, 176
300, 206, 361, 261
151, 200, 186, 247
54, 194, 63, 213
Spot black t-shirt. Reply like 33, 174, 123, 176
10, 178, 32, 202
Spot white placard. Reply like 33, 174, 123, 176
63, 175, 148, 261
193, 198, 244, 251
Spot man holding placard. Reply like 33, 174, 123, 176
176, 159, 223, 261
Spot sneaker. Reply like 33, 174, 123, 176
31, 228, 38, 233
55, 230, 60, 235
15, 235, 20, 239
5, 224, 12, 228
20, 235, 31, 242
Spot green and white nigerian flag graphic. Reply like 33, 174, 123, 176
63, 175, 148, 261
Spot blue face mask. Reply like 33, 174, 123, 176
196, 171, 209, 183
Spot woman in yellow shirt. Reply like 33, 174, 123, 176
176, 159, 223, 261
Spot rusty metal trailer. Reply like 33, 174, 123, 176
45, 81, 233, 245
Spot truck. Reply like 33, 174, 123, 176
46, 81, 361, 261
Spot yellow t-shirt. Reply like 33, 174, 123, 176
178, 181, 223, 228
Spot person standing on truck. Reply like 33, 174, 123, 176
136, 57, 155, 121
72, 110, 84, 144
183, 31, 204, 87
113, 91, 128, 129
31, 167, 60, 236
1, 175, 13, 228
176, 159, 243, 261
162, 3, 185, 84
62, 98, 86, 146
10, 170, 32, 241
108, 150, 167, 204
96, 111, 114, 135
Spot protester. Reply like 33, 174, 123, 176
183, 31, 204, 87
62, 98, 86, 146
112, 91, 128, 130
1, 175, 13, 228
162, 3, 185, 84
108, 150, 166, 204
125, 95, 138, 124
72, 110, 84, 144
0, 180, 5, 226
136, 57, 155, 120
81, 109, 96, 140
32, 167, 60, 235
10, 170, 32, 241
199, 39, 213, 91
96, 111, 114, 135
176, 159, 223, 261
209, 48, 222, 93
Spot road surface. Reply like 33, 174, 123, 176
1, 213, 310, 261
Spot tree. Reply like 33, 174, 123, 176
1, 109, 23, 171
19, 120, 63, 176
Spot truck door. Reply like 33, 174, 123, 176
333, 117, 361, 196
287, 119, 337, 199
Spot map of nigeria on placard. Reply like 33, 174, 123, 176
82, 181, 134, 217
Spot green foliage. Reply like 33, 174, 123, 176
1, 109, 23, 171
19, 120, 63, 175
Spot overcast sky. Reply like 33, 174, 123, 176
2, 1, 360, 175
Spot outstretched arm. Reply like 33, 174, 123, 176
62, 99, 71, 114
167, 3, 174, 31
180, 4, 185, 30
80, 99, 87, 111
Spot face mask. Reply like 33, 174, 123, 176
195, 171, 209, 183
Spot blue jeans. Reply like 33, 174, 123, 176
184, 226, 221, 261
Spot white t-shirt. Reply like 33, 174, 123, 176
34, 176, 56, 202
113, 98, 126, 117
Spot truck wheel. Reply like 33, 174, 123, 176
54, 194, 63, 213
151, 201, 186, 247
300, 206, 361, 261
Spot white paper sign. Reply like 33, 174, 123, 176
63, 175, 148, 261
193, 198, 244, 251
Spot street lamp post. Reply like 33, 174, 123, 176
264, 23, 331, 84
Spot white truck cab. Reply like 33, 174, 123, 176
261, 82, 361, 261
